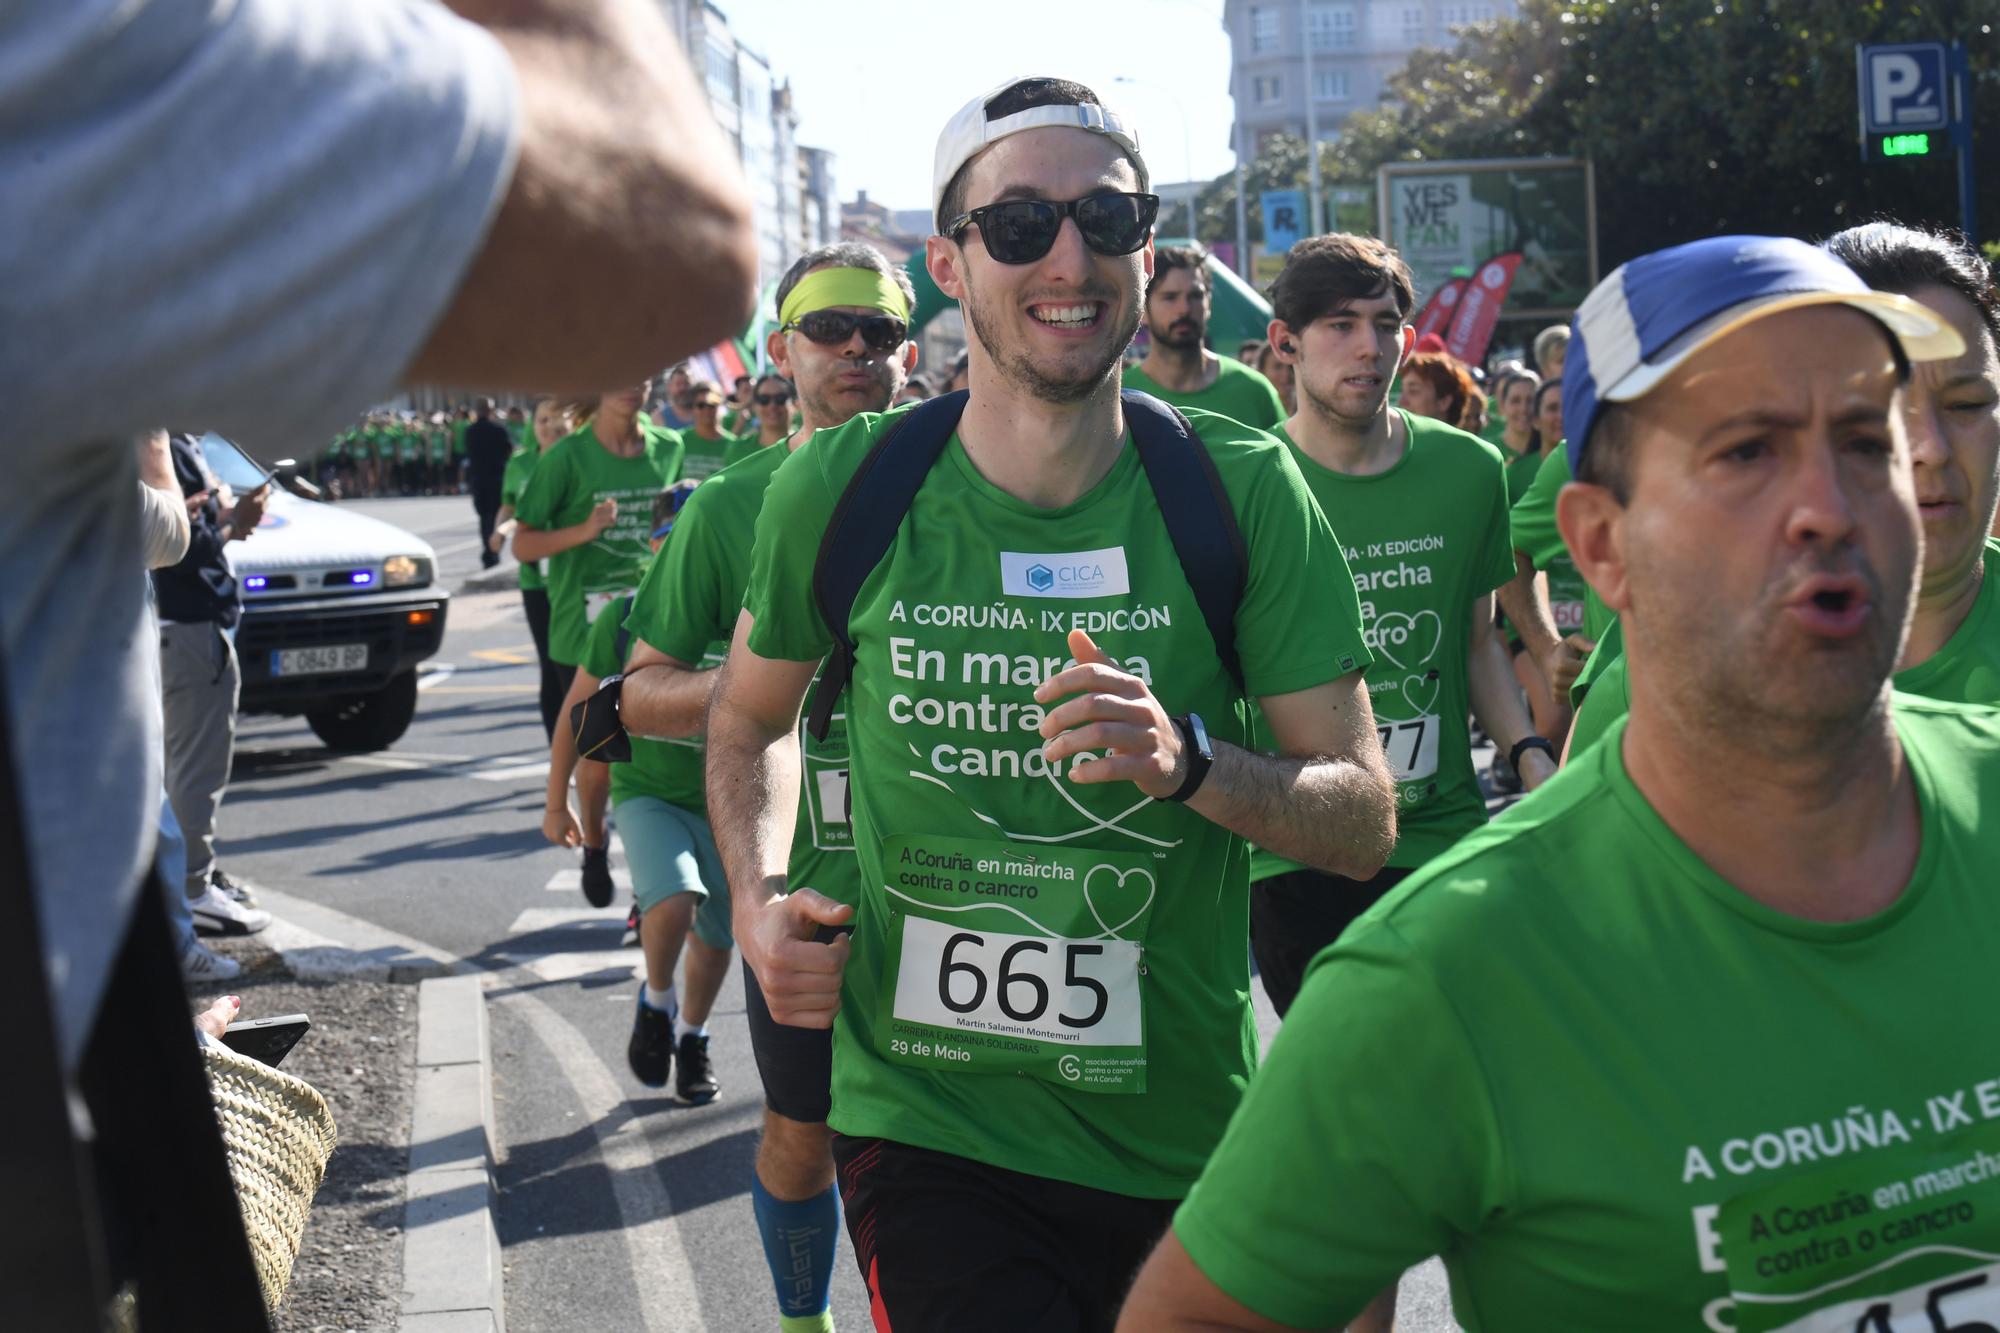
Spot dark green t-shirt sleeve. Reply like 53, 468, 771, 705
633, 484, 732, 664
1206, 418, 1372, 697
1172, 920, 1506, 1328
743, 428, 845, 662
580, 592, 624, 679
1509, 446, 1571, 571
512, 441, 571, 530
1243, 367, 1287, 430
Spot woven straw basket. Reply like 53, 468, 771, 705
202, 1041, 340, 1312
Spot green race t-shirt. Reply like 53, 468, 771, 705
514, 420, 684, 665
1251, 411, 1515, 878
1504, 444, 1544, 507
396, 429, 423, 462
1510, 443, 1609, 642
628, 444, 858, 903
678, 428, 734, 482
579, 592, 705, 811
1124, 357, 1287, 432
1177, 696, 2000, 1331
723, 433, 774, 469
500, 448, 545, 591
1573, 540, 2000, 756
427, 429, 451, 463
451, 419, 469, 459
742, 404, 1370, 1197
506, 418, 527, 449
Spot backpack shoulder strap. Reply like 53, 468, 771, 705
1121, 390, 1248, 694
805, 392, 969, 740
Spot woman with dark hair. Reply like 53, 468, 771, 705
1395, 351, 1485, 433
491, 395, 578, 739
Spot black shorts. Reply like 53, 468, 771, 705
742, 926, 851, 1124
1249, 864, 1414, 1016
832, 1136, 1175, 1333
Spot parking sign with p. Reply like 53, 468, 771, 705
1858, 42, 1950, 157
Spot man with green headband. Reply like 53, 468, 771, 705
705, 76, 1394, 1330
618, 241, 917, 1333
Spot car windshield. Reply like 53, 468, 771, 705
198, 432, 275, 491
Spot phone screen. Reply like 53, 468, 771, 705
198, 432, 278, 493
220, 1014, 311, 1068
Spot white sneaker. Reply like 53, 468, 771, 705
181, 939, 243, 982
189, 885, 272, 936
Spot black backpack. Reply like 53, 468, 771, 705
805, 389, 1247, 741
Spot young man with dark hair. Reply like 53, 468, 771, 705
620, 237, 918, 1333
1252, 233, 1549, 1009
1120, 235, 1996, 1333
1124, 244, 1286, 430
706, 75, 1395, 1331
680, 379, 735, 479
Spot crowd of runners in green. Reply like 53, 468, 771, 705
438, 72, 2000, 1333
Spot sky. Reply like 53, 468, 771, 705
721, 0, 1240, 215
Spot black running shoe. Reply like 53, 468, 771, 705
675, 1032, 719, 1104
621, 903, 640, 948
627, 991, 673, 1088
581, 843, 614, 908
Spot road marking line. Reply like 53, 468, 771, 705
502, 997, 703, 1327
421, 685, 539, 695
416, 663, 456, 690
506, 907, 627, 938
470, 645, 537, 665
472, 761, 549, 783
544, 867, 634, 893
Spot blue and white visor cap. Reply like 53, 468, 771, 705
1563, 235, 1964, 470
933, 77, 1144, 229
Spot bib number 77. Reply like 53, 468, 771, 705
1378, 715, 1440, 783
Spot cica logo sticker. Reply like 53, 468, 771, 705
1000, 547, 1132, 598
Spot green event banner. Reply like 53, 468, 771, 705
1378, 158, 1599, 316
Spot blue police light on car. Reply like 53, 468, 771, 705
244, 575, 269, 591
350, 570, 374, 586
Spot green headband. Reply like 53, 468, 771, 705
779, 267, 910, 329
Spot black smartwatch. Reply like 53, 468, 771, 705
1509, 735, 1555, 774
1164, 713, 1214, 803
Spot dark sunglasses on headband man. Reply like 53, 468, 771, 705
943, 190, 1159, 266
754, 390, 793, 406
781, 310, 909, 353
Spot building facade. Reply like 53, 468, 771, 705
1223, 0, 1517, 160
677, 1, 836, 290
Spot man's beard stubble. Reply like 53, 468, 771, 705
961, 280, 1136, 406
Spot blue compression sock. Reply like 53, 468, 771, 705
751, 1173, 840, 1327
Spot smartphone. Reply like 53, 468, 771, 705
198, 431, 280, 493
220, 1013, 311, 1068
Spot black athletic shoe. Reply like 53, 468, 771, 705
674, 1032, 719, 1104
580, 843, 614, 908
628, 992, 673, 1088
621, 903, 641, 948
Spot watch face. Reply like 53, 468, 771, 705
1185, 713, 1212, 758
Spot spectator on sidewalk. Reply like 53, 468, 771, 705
2, 0, 755, 1322
154, 433, 274, 938
466, 398, 514, 567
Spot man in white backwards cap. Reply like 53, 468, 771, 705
704, 74, 1397, 1330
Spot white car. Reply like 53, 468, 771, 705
210, 438, 448, 751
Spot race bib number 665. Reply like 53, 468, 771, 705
878, 834, 1156, 1093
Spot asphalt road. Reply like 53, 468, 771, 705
222, 494, 1460, 1332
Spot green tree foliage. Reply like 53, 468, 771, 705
1201, 1, 1997, 266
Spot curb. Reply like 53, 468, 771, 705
400, 974, 505, 1333
257, 887, 461, 983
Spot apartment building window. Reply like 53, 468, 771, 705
1251, 5, 1282, 52
1402, 3, 1428, 43
1253, 74, 1283, 105
1313, 70, 1351, 101
1308, 3, 1359, 49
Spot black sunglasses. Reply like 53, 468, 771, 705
782, 310, 908, 352
754, 392, 792, 406
944, 191, 1160, 265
